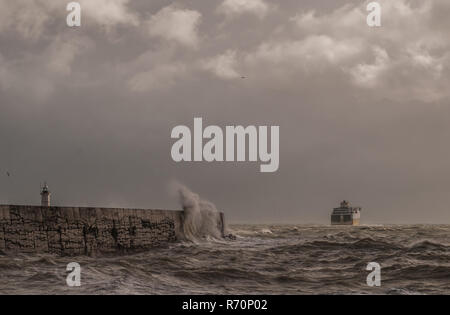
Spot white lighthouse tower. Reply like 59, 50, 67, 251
40, 183, 51, 207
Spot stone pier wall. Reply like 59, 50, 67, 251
0, 205, 189, 256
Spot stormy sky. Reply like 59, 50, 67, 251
1, 0, 450, 224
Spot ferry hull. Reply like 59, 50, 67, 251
330, 214, 360, 226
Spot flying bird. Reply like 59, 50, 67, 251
6, 171, 10, 177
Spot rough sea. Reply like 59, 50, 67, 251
0, 225, 449, 295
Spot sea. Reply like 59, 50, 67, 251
0, 224, 449, 295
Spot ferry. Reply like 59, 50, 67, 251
331, 200, 361, 226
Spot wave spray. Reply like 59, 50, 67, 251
172, 182, 223, 241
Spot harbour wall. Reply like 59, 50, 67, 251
0, 205, 223, 256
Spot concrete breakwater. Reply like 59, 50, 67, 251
0, 205, 224, 256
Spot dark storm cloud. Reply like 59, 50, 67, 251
1, 0, 450, 224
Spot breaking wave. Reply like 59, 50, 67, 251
174, 183, 222, 241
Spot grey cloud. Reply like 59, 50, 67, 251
233, 0, 450, 102
0, 0, 138, 40
78, 0, 138, 27
128, 62, 187, 92
0, 0, 57, 40
145, 4, 202, 48
0, 34, 92, 100
201, 50, 240, 79
217, 0, 273, 19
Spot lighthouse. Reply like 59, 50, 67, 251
40, 183, 51, 207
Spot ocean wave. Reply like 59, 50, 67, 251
384, 264, 450, 281
405, 240, 450, 252
0, 224, 448, 294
